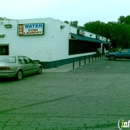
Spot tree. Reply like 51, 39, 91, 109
70, 21, 78, 28
118, 16, 125, 24
84, 21, 107, 36
124, 15, 130, 25
84, 20, 130, 49
106, 22, 130, 48
64, 21, 69, 24
118, 15, 130, 25
0, 17, 7, 20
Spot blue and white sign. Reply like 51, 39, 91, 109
18, 23, 44, 36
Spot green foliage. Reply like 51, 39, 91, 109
107, 22, 130, 48
84, 21, 107, 36
70, 21, 78, 27
118, 15, 130, 25
0, 17, 8, 21
78, 26, 85, 29
64, 21, 69, 24
83, 16, 130, 49
118, 16, 125, 24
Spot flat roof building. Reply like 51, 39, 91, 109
0, 18, 110, 68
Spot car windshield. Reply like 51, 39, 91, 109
0, 56, 16, 63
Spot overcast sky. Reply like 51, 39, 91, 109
0, 0, 130, 26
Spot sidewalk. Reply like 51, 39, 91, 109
42, 62, 78, 72
42, 57, 101, 72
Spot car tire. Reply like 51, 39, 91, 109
109, 55, 116, 60
37, 67, 42, 74
16, 70, 23, 81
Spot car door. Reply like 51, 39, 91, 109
116, 49, 129, 58
18, 56, 29, 76
24, 56, 38, 74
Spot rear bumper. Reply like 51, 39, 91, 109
0, 72, 16, 78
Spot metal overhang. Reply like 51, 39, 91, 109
70, 33, 111, 44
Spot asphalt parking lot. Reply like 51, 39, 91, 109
0, 58, 130, 130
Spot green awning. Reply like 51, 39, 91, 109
70, 33, 111, 44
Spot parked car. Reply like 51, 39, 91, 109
106, 49, 130, 60
0, 55, 42, 80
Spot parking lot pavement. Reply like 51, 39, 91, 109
0, 58, 130, 130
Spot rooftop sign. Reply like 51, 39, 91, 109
18, 23, 44, 36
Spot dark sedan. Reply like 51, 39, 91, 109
106, 49, 130, 60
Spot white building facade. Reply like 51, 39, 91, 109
0, 18, 110, 68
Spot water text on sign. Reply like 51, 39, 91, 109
24, 24, 43, 29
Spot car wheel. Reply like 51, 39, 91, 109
37, 67, 42, 74
16, 70, 23, 81
109, 55, 116, 60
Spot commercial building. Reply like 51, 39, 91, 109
0, 18, 111, 68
